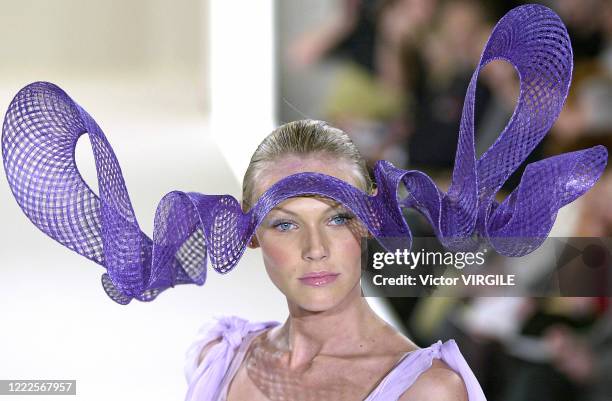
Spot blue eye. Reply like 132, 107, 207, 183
273, 221, 296, 232
330, 213, 353, 226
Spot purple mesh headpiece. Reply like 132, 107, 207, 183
1, 5, 608, 304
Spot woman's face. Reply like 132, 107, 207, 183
251, 154, 367, 313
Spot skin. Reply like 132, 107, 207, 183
217, 153, 468, 400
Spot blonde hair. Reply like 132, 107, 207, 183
241, 120, 373, 211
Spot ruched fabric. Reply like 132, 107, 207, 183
364, 340, 487, 400
184, 317, 280, 401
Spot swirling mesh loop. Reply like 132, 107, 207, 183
1, 5, 608, 304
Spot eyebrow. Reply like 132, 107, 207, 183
270, 203, 346, 216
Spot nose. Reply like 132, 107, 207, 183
302, 226, 329, 262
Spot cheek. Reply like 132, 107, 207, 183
257, 232, 298, 279
262, 242, 294, 269
336, 238, 364, 293
332, 233, 363, 268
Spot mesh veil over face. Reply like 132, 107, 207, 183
1, 5, 608, 304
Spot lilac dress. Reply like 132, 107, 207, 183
185, 316, 487, 401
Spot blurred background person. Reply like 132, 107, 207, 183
285, 0, 438, 168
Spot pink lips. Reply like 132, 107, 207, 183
298, 271, 340, 287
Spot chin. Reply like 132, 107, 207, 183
290, 287, 353, 313
296, 299, 339, 313
280, 276, 362, 314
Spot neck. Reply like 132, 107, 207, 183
271, 283, 389, 370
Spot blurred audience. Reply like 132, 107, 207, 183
543, 306, 612, 401
550, 0, 612, 155
289, 0, 437, 168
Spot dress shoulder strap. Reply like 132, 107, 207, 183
366, 340, 487, 401
184, 316, 279, 401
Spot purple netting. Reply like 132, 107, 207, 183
1, 5, 608, 304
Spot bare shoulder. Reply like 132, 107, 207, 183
197, 337, 223, 366
398, 359, 468, 401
